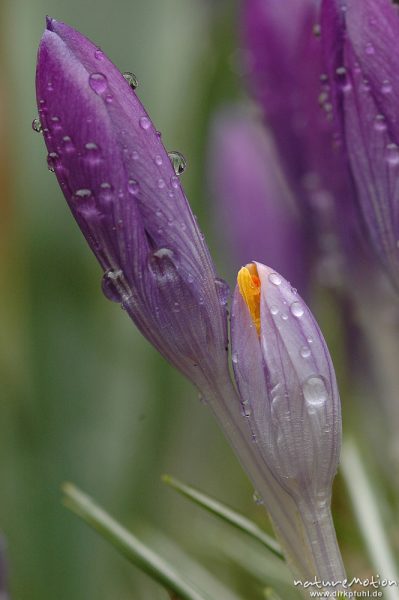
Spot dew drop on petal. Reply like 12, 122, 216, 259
89, 72, 108, 95
374, 114, 387, 132
168, 150, 187, 176
128, 179, 140, 195
84, 142, 102, 164
300, 346, 311, 358
154, 154, 163, 166
122, 71, 138, 89
171, 175, 180, 189
269, 273, 282, 286
270, 305, 279, 315
75, 188, 92, 199
158, 178, 165, 189
139, 116, 151, 130
47, 152, 59, 172
381, 80, 392, 94
385, 143, 399, 166
101, 270, 123, 303
94, 48, 104, 61
32, 117, 42, 133
303, 376, 328, 408
290, 302, 304, 317
215, 277, 230, 306
365, 42, 375, 55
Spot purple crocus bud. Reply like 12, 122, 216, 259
35, 18, 230, 394
231, 262, 345, 584
321, 0, 399, 289
208, 108, 309, 294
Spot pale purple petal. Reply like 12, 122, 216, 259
36, 18, 230, 389
231, 263, 341, 503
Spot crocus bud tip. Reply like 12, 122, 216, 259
45, 16, 55, 31
237, 263, 261, 334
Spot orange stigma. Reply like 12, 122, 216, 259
237, 263, 261, 335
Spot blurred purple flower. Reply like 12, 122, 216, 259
321, 0, 399, 289
36, 18, 231, 394
231, 263, 345, 583
241, 0, 330, 202
208, 109, 309, 292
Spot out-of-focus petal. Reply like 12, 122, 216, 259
36, 18, 230, 391
208, 109, 309, 292
321, 0, 399, 288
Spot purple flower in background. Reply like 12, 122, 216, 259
208, 108, 309, 293
321, 0, 399, 289
231, 263, 345, 583
36, 18, 230, 395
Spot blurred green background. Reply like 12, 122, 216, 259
0, 0, 396, 598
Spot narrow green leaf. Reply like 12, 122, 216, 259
341, 441, 399, 600
162, 475, 283, 560
62, 483, 211, 600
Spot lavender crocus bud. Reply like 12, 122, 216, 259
35, 18, 230, 395
208, 109, 309, 294
321, 0, 399, 289
231, 262, 345, 585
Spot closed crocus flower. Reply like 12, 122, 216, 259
208, 108, 309, 294
231, 262, 345, 584
321, 0, 399, 289
36, 17, 230, 395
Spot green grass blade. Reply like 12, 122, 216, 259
62, 483, 212, 600
341, 440, 399, 600
162, 475, 283, 560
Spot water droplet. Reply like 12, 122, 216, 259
381, 80, 392, 94
32, 118, 42, 133
270, 305, 279, 315
158, 178, 165, 189
303, 376, 328, 408
50, 116, 62, 132
128, 179, 140, 195
365, 42, 375, 55
94, 48, 104, 61
173, 301, 180, 313
75, 188, 92, 199
232, 352, 238, 364
252, 490, 264, 505
307, 337, 313, 344
313, 23, 321, 37
281, 313, 288, 321
153, 248, 174, 260
154, 154, 163, 166
335, 66, 346, 76
47, 152, 59, 172
89, 72, 108, 95
215, 277, 230, 306
300, 346, 311, 358
61, 136, 75, 153
105, 94, 113, 104
122, 71, 138, 89
374, 114, 387, 132
269, 273, 281, 286
101, 269, 123, 302
168, 151, 187, 176
385, 143, 399, 166
290, 302, 304, 317
139, 116, 151, 130
170, 175, 180, 189
84, 142, 102, 163
99, 183, 113, 207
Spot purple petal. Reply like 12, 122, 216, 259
36, 18, 230, 389
208, 108, 310, 293
231, 263, 341, 503
321, 0, 399, 288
